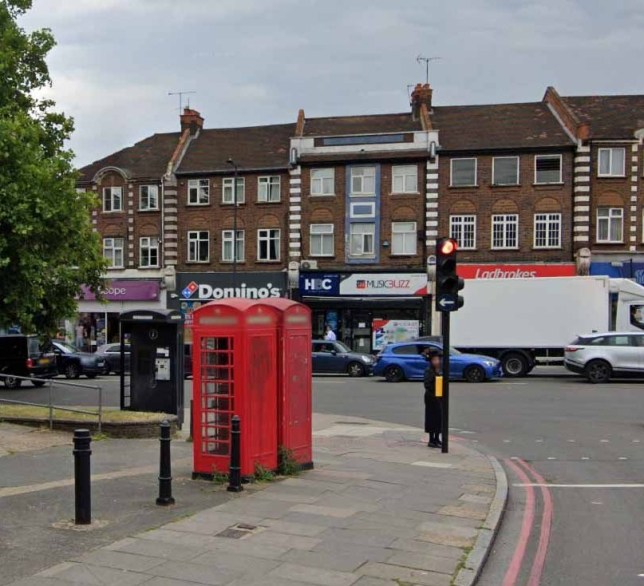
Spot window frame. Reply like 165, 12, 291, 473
492, 156, 520, 186
102, 186, 123, 213
450, 158, 477, 187
597, 147, 626, 177
139, 236, 160, 268
533, 213, 562, 249
596, 207, 624, 243
221, 229, 245, 262
349, 201, 376, 218
309, 223, 335, 257
449, 215, 477, 250
491, 214, 519, 250
310, 168, 335, 196
187, 179, 210, 206
348, 223, 376, 258
138, 185, 159, 211
103, 237, 124, 269
391, 221, 417, 256
350, 166, 376, 197
257, 176, 281, 203
187, 230, 210, 263
391, 165, 418, 194
222, 177, 245, 205
534, 154, 563, 185
257, 228, 281, 262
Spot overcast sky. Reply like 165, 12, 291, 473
21, 0, 644, 167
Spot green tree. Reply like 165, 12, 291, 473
0, 0, 105, 334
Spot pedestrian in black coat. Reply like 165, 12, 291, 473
423, 348, 443, 448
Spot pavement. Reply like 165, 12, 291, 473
1, 414, 507, 586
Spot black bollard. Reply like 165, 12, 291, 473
73, 429, 92, 525
156, 420, 175, 506
227, 415, 243, 492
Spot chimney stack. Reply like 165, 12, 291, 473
410, 83, 433, 120
180, 107, 204, 136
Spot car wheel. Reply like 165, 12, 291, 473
347, 362, 365, 377
102, 364, 111, 375
502, 353, 528, 377
384, 365, 405, 383
64, 363, 80, 379
4, 376, 22, 389
585, 360, 611, 384
31, 380, 46, 388
464, 365, 486, 383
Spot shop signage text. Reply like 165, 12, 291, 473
175, 272, 287, 302
300, 273, 427, 296
457, 264, 577, 280
80, 280, 160, 302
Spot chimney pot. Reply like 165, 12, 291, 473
410, 83, 433, 120
180, 107, 204, 136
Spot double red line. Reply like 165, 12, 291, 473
502, 458, 553, 586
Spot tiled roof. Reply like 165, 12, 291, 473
176, 123, 295, 173
301, 113, 421, 137
562, 95, 644, 139
431, 102, 574, 151
77, 132, 181, 182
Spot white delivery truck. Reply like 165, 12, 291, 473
449, 276, 644, 376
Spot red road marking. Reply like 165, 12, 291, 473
503, 458, 536, 586
517, 459, 553, 586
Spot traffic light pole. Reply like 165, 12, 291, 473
440, 312, 450, 454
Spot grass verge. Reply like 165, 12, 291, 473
0, 404, 171, 424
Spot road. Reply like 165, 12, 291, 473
3, 370, 643, 584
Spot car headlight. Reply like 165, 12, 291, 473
361, 356, 373, 364
483, 360, 496, 367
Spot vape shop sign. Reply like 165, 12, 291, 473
372, 319, 420, 351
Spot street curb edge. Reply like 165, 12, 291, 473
453, 454, 508, 586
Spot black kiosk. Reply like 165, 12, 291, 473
119, 309, 184, 427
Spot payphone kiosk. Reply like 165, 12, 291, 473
119, 309, 184, 426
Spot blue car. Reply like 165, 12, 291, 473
373, 341, 502, 383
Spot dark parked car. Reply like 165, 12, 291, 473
96, 343, 193, 378
44, 341, 106, 379
0, 335, 57, 388
312, 340, 374, 377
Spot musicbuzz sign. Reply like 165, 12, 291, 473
175, 272, 287, 302
299, 272, 428, 297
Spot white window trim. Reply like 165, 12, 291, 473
350, 201, 376, 218
350, 166, 376, 197
533, 213, 562, 249
103, 237, 124, 269
138, 185, 159, 211
596, 207, 624, 244
391, 165, 419, 194
450, 158, 477, 187
310, 168, 335, 196
534, 154, 563, 185
102, 186, 123, 213
597, 148, 626, 177
492, 156, 520, 186
222, 177, 245, 205
391, 221, 417, 256
491, 214, 519, 250
309, 224, 335, 257
348, 223, 376, 258
449, 215, 477, 250
139, 236, 160, 268
257, 228, 281, 262
221, 229, 245, 262
257, 176, 281, 203
187, 179, 210, 206
187, 230, 210, 263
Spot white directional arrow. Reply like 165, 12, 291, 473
438, 297, 455, 308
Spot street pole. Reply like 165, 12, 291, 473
227, 159, 238, 293
440, 312, 450, 454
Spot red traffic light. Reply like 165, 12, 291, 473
439, 239, 457, 255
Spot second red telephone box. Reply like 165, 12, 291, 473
262, 298, 313, 469
191, 299, 279, 478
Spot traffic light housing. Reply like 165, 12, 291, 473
435, 238, 464, 312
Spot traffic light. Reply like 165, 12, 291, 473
435, 237, 464, 312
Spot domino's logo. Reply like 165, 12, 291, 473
181, 281, 199, 299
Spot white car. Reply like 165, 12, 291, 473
564, 332, 644, 383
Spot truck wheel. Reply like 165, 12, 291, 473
384, 365, 405, 383
4, 376, 22, 389
64, 363, 80, 379
347, 362, 365, 377
585, 360, 611, 384
502, 353, 528, 377
464, 365, 486, 383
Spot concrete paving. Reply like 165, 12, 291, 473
3, 415, 505, 586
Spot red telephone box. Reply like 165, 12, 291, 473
262, 299, 313, 469
191, 299, 279, 478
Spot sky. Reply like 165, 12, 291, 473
20, 0, 644, 167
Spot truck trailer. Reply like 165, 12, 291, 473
449, 276, 644, 376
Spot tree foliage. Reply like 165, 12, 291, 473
0, 0, 105, 334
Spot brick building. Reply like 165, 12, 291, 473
76, 84, 643, 351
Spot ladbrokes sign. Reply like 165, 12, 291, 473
458, 264, 576, 279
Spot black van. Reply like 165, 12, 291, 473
0, 335, 58, 388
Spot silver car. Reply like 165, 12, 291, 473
564, 332, 644, 383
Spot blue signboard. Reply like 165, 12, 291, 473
299, 273, 341, 296
590, 262, 644, 286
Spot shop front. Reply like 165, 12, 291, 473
589, 259, 644, 286
299, 272, 429, 354
457, 263, 577, 280
74, 280, 164, 351
169, 272, 288, 344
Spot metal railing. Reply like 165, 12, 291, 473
0, 374, 103, 433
